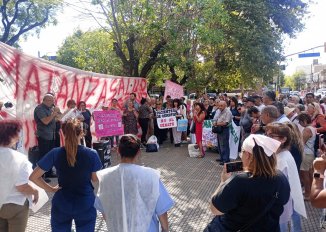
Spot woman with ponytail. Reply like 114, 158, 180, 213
30, 119, 102, 232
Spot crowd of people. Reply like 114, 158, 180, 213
2, 90, 326, 231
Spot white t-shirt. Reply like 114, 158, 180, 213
0, 147, 32, 206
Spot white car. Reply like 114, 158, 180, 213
315, 89, 326, 98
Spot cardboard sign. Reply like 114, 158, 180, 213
163, 80, 184, 101
202, 120, 218, 148
93, 110, 124, 137
156, 109, 177, 129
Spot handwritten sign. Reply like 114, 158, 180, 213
0, 42, 147, 150
202, 120, 218, 148
93, 110, 124, 137
156, 109, 177, 129
163, 80, 184, 101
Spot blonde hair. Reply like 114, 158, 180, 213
62, 119, 83, 167
284, 122, 304, 159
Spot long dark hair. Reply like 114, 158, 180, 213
230, 96, 238, 109
195, 102, 205, 115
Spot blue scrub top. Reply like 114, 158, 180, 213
38, 145, 102, 213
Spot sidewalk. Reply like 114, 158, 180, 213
26, 143, 322, 231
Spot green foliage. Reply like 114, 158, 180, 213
58, 0, 308, 90
284, 71, 306, 90
57, 30, 123, 75
0, 0, 63, 46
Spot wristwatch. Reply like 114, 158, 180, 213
313, 172, 325, 179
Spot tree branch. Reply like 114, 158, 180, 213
113, 42, 130, 75
6, 7, 50, 46
140, 39, 167, 78
169, 65, 179, 83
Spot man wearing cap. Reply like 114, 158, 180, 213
285, 107, 297, 123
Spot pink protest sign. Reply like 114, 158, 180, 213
163, 80, 184, 101
93, 110, 124, 137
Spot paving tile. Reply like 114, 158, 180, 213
26, 143, 322, 232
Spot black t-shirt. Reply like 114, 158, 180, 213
210, 171, 290, 232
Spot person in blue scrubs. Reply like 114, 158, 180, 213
30, 119, 102, 232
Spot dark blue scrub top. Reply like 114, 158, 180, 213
38, 145, 102, 213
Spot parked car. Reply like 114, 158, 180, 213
315, 88, 326, 98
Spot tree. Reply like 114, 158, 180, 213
0, 0, 62, 46
57, 29, 123, 75
61, 0, 308, 91
284, 71, 306, 90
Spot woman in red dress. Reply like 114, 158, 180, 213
193, 102, 206, 158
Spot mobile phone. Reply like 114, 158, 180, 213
225, 161, 243, 173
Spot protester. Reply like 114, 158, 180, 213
284, 106, 299, 125
206, 98, 215, 120
274, 101, 290, 123
162, 95, 172, 108
262, 90, 276, 106
123, 101, 139, 135
295, 104, 305, 115
289, 95, 300, 105
0, 120, 39, 232
124, 92, 140, 110
205, 134, 290, 232
305, 93, 315, 106
252, 95, 265, 112
297, 112, 316, 200
95, 134, 174, 232
153, 101, 166, 145
172, 99, 186, 147
310, 155, 326, 209
108, 98, 122, 148
284, 122, 304, 173
240, 106, 257, 140
77, 101, 92, 148
265, 123, 306, 231
307, 102, 326, 136
214, 101, 232, 165
251, 105, 278, 134
229, 96, 241, 126
193, 102, 206, 158
138, 98, 152, 145
34, 94, 61, 181
29, 119, 102, 232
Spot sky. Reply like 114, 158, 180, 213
19, 0, 326, 76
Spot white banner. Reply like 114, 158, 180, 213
229, 120, 241, 160
155, 109, 177, 129
0, 42, 148, 150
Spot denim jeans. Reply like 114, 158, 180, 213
217, 127, 230, 162
279, 210, 302, 232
